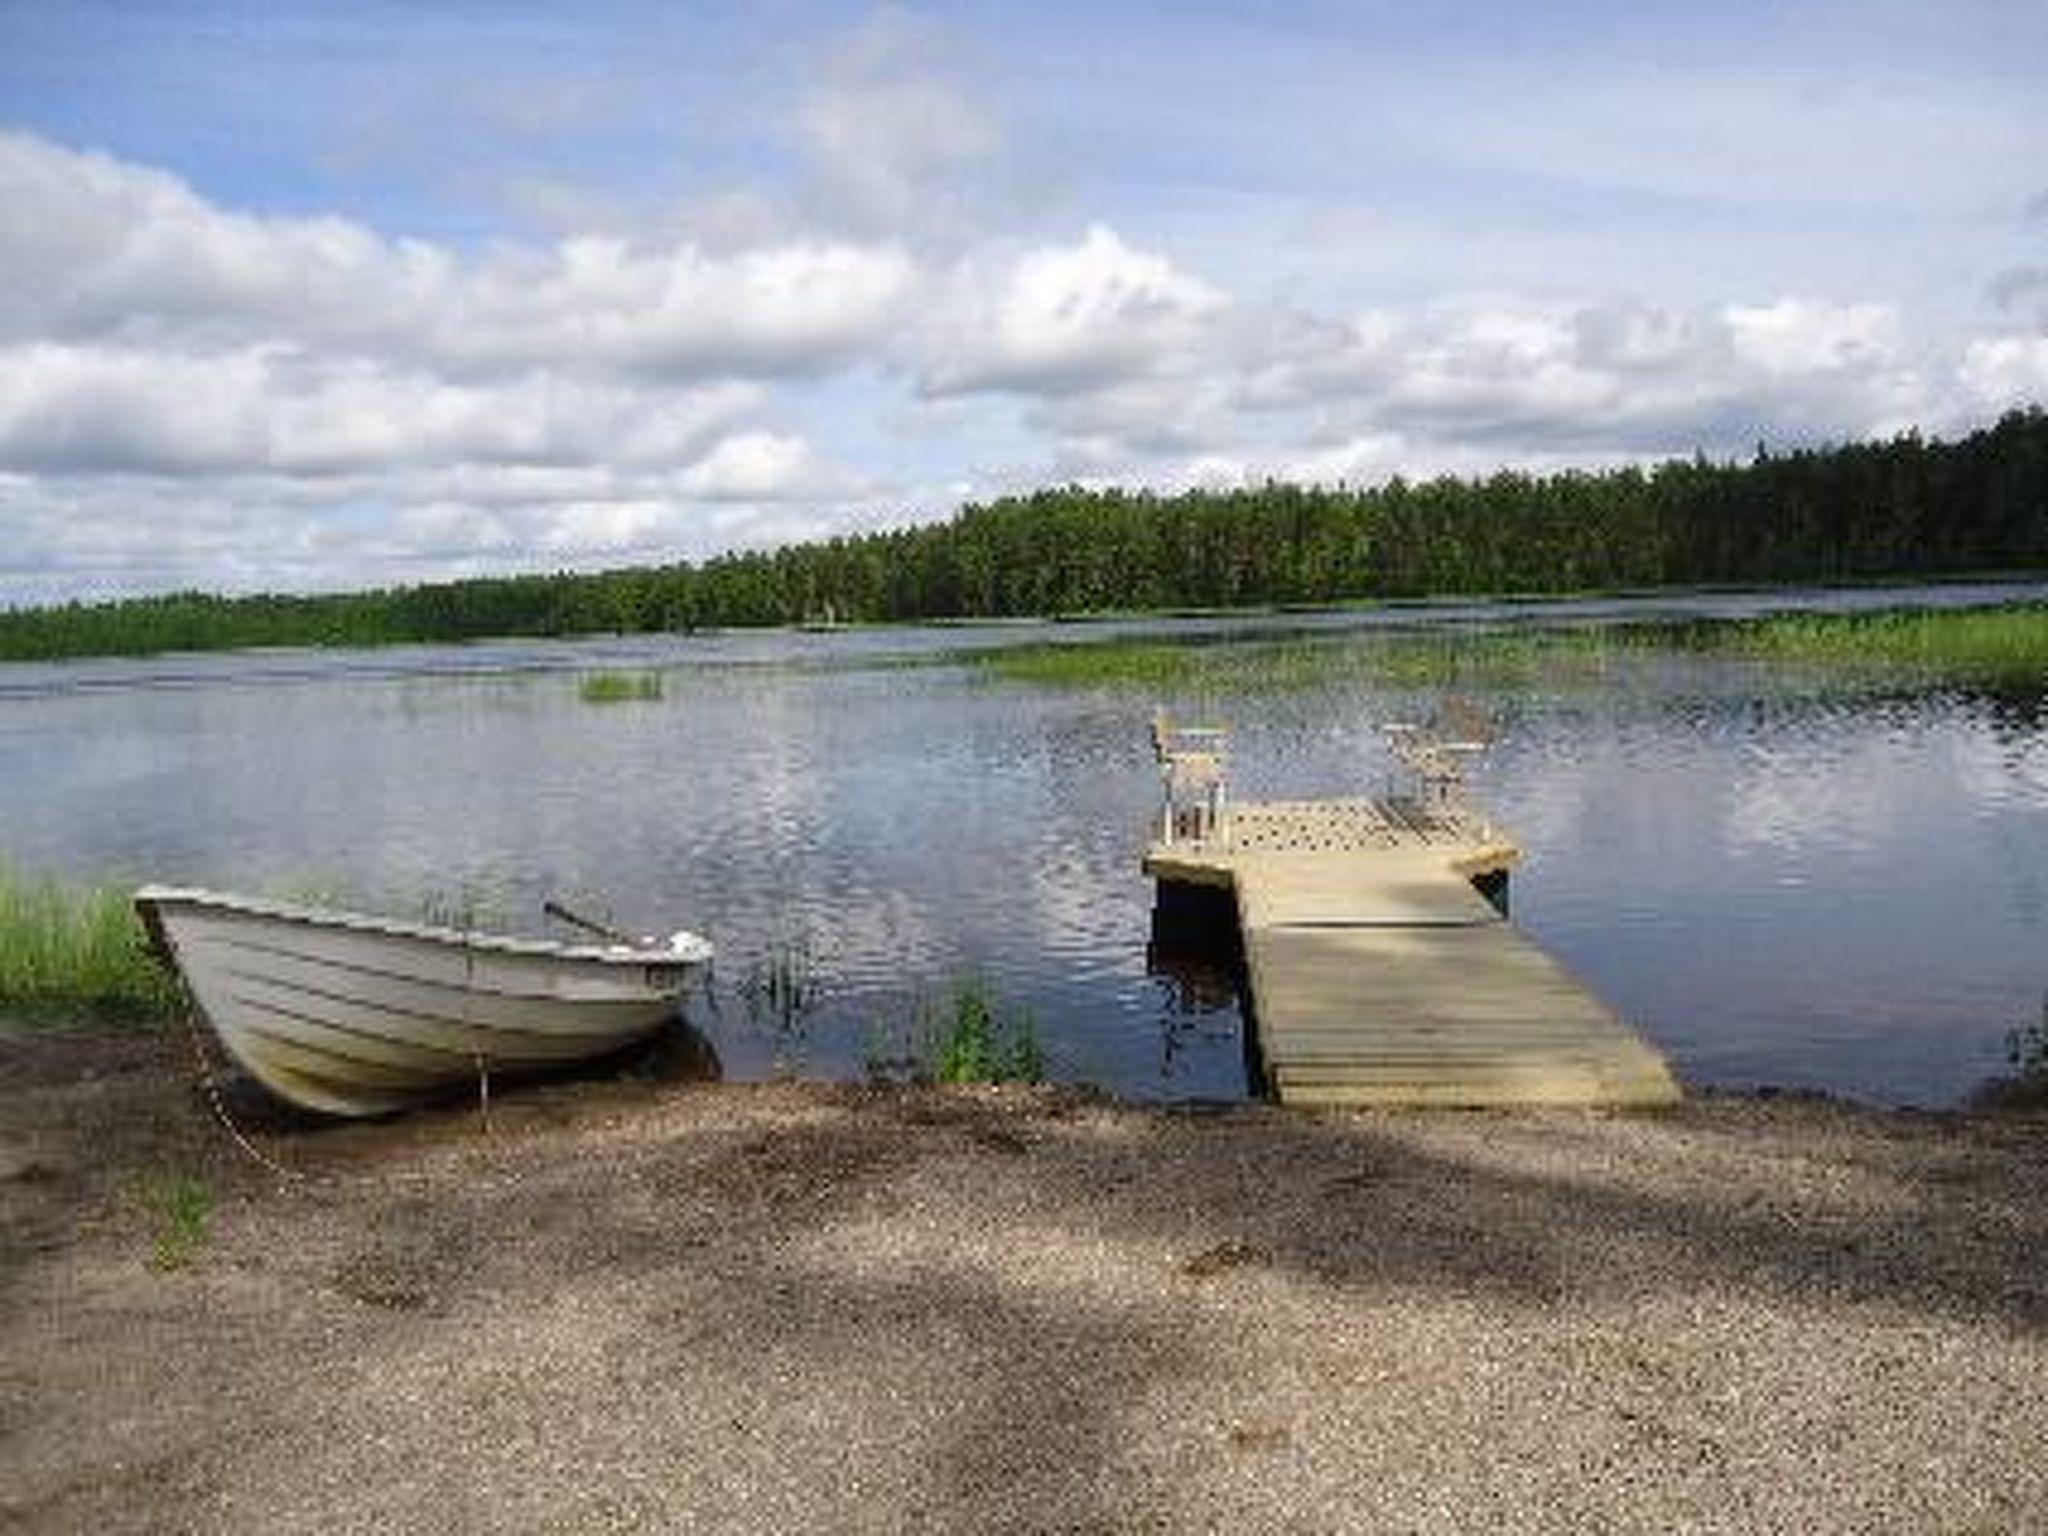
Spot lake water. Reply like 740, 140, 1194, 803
4, 582, 2045, 1107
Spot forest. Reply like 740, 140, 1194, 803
4, 407, 2045, 662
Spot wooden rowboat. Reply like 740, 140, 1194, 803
135, 886, 713, 1117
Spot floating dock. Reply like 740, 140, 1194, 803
1145, 797, 1681, 1108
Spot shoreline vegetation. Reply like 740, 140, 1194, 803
979, 600, 2048, 692
3, 408, 2045, 663
0, 863, 182, 1023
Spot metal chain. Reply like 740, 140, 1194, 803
176, 1008, 305, 1186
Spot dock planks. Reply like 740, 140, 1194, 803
1145, 800, 1680, 1108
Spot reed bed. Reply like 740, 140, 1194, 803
1718, 603, 2048, 688
979, 603, 2048, 694
978, 628, 1622, 691
0, 861, 183, 1022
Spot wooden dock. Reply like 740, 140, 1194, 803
1145, 799, 1681, 1108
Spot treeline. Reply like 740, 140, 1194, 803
5, 408, 2046, 661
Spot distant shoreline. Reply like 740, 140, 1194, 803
5, 566, 2047, 668
7, 407, 2048, 662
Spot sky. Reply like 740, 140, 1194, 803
1, 0, 2045, 606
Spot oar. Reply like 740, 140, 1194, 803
543, 898, 636, 946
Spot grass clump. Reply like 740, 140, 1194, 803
1975, 994, 2048, 1111
578, 670, 665, 704
0, 860, 183, 1023
741, 939, 822, 1074
924, 978, 1044, 1085
863, 976, 1045, 1085
142, 1169, 214, 1271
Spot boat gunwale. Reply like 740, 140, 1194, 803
133, 885, 713, 968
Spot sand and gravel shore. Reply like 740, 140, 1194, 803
3, 1024, 2045, 1533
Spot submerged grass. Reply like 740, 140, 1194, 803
578, 670, 665, 704
742, 939, 823, 1076
0, 861, 183, 1024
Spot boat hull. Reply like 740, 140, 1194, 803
135, 887, 712, 1117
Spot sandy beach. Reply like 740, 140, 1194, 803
3, 1024, 2044, 1533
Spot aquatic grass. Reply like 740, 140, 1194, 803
979, 605, 2048, 696
1975, 995, 2048, 1111
924, 978, 1044, 1085
977, 628, 1626, 692
1709, 604, 2048, 689
741, 939, 822, 1075
578, 670, 665, 704
0, 860, 184, 1023
2007, 996, 2048, 1082
860, 976, 1045, 1085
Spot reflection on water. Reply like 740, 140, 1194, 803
2, 587, 2045, 1107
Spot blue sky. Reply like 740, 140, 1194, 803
1, 1, 2044, 603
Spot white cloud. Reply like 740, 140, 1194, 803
1960, 336, 2048, 407
0, 343, 764, 477
921, 226, 1226, 395
0, 344, 270, 473
1724, 300, 1897, 375
0, 31, 2038, 611
0, 133, 915, 383
427, 238, 918, 379
677, 431, 854, 501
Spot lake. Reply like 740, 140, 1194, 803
4, 581, 2045, 1107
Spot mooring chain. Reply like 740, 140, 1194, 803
177, 1007, 305, 1186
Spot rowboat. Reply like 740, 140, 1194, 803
134, 886, 713, 1117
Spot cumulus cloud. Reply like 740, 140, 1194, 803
925, 286, 1937, 477
0, 39, 2035, 608
677, 431, 860, 501
1960, 336, 2048, 406
920, 226, 1226, 395
0, 343, 764, 477
0, 133, 915, 381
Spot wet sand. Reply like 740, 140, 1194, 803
3, 1025, 2045, 1532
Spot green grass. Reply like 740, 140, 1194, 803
862, 976, 1045, 1085
978, 603, 2048, 695
142, 1169, 214, 1271
1710, 603, 2048, 688
578, 670, 665, 704
977, 628, 1624, 692
0, 861, 184, 1023
922, 978, 1044, 1085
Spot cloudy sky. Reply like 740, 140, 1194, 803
2, 1, 2045, 606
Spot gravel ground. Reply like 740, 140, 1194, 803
3, 1025, 2045, 1533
